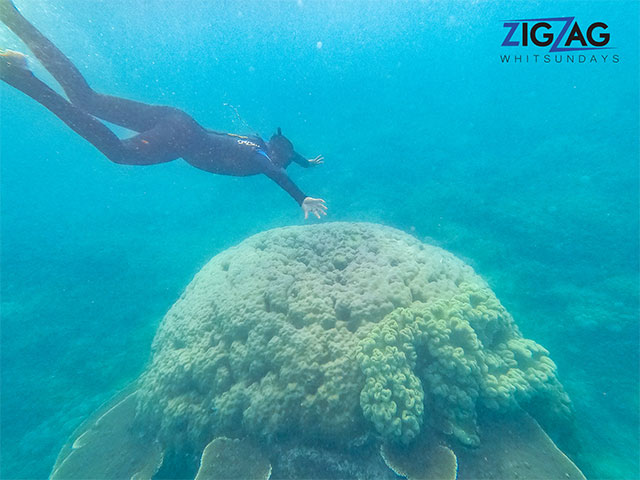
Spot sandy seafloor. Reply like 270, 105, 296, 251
1, 1, 638, 478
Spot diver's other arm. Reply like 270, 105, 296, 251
292, 153, 324, 168
307, 154, 324, 166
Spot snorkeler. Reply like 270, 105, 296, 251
0, 0, 327, 219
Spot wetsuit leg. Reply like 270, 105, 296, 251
0, 0, 202, 134
1, 61, 183, 165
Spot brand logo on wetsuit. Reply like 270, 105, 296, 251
499, 17, 618, 64
237, 139, 260, 148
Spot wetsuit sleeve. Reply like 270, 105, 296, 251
292, 152, 311, 168
263, 166, 307, 205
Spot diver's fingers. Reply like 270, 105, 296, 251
313, 210, 321, 219
304, 210, 309, 220
318, 203, 328, 210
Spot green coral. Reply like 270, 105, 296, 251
358, 309, 424, 444
358, 281, 572, 446
135, 222, 571, 453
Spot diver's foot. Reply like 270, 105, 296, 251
0, 49, 29, 71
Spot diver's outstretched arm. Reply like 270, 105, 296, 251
262, 164, 327, 218
263, 166, 307, 205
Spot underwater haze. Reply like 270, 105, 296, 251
1, 0, 638, 478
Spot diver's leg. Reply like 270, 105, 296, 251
0, 0, 193, 133
0, 56, 181, 165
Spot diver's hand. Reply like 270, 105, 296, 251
308, 155, 324, 166
302, 197, 327, 219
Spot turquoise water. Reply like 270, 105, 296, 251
1, 0, 638, 478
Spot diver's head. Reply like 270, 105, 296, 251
267, 127, 303, 167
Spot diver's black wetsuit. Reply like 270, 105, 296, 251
0, 0, 314, 205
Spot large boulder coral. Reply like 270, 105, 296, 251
136, 222, 571, 455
